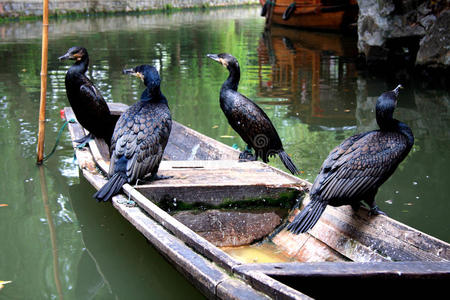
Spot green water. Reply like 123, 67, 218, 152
0, 6, 449, 299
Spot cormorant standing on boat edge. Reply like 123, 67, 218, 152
287, 85, 414, 234
59, 46, 116, 146
207, 53, 299, 175
93, 65, 172, 202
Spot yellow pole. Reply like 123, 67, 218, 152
37, 0, 49, 164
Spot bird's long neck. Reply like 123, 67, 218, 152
69, 56, 89, 75
376, 91, 414, 149
376, 111, 396, 131
222, 64, 240, 91
140, 86, 166, 104
396, 120, 415, 149
376, 97, 396, 132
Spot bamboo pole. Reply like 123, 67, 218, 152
37, 0, 49, 164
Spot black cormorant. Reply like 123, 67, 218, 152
287, 85, 414, 234
207, 53, 299, 175
59, 46, 116, 145
93, 65, 172, 202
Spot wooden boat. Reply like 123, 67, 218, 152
65, 103, 450, 299
260, 0, 358, 31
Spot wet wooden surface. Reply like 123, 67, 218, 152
136, 160, 302, 205
272, 194, 450, 263
174, 209, 284, 247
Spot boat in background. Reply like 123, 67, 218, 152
257, 26, 358, 128
65, 103, 450, 299
260, 0, 358, 31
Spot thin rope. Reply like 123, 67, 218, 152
42, 118, 76, 161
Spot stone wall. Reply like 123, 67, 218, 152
357, 0, 449, 72
0, 0, 259, 18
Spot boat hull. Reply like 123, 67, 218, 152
260, 0, 358, 30
65, 103, 450, 299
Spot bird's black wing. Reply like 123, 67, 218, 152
109, 103, 172, 183
79, 78, 111, 116
225, 91, 282, 152
312, 131, 410, 204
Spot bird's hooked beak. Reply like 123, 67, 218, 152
58, 53, 71, 61
206, 54, 228, 67
393, 84, 403, 97
122, 68, 144, 81
58, 50, 82, 61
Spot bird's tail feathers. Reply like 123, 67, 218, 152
286, 197, 327, 234
93, 173, 127, 202
278, 150, 300, 175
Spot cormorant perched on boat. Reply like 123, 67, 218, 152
94, 65, 172, 202
59, 46, 116, 145
207, 53, 299, 175
287, 85, 414, 234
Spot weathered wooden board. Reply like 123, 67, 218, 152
165, 122, 239, 161
173, 209, 284, 247
135, 160, 302, 206
235, 261, 450, 277
234, 268, 312, 300
272, 230, 349, 262
272, 194, 450, 263
108, 103, 239, 162
89, 153, 303, 206
236, 261, 450, 299
216, 278, 272, 300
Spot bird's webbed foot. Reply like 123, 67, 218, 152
74, 133, 93, 148
239, 146, 256, 162
368, 205, 387, 217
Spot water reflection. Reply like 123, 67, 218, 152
38, 166, 64, 300
257, 26, 358, 129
